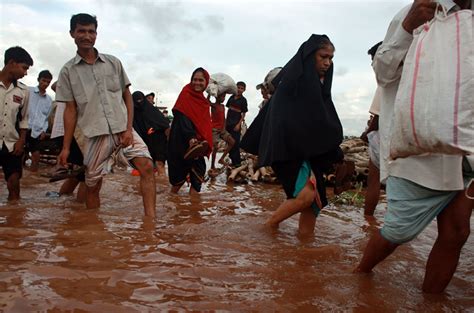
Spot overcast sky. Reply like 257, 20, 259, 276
1, 0, 412, 136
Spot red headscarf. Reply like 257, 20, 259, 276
173, 68, 213, 154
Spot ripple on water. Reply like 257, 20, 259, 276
0, 169, 472, 311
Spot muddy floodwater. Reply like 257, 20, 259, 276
0, 167, 473, 312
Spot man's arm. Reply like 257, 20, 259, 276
58, 100, 77, 166
12, 129, 27, 156
12, 89, 30, 156
119, 86, 133, 147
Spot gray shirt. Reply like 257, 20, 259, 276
55, 51, 131, 138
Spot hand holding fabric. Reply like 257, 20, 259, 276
402, 0, 437, 33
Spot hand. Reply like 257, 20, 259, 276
147, 128, 155, 135
402, 0, 437, 33
164, 128, 170, 139
233, 123, 241, 132
119, 129, 133, 147
189, 138, 198, 147
39, 132, 46, 141
12, 140, 25, 156
58, 148, 70, 167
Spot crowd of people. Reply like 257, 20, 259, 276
1, 0, 473, 294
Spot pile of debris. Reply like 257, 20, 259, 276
213, 137, 370, 186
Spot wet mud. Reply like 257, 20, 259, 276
0, 168, 473, 312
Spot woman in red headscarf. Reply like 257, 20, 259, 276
168, 67, 213, 194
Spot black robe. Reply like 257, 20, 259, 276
258, 34, 343, 167
132, 92, 170, 139
132, 91, 170, 162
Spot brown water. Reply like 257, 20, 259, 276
0, 168, 473, 312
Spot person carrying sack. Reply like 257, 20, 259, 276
356, 0, 474, 294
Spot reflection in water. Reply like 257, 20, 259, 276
0, 169, 472, 311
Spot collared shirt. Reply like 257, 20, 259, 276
50, 101, 65, 139
55, 50, 131, 138
0, 79, 30, 152
373, 0, 473, 190
28, 86, 52, 138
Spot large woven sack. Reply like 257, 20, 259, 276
206, 73, 237, 97
390, 8, 474, 159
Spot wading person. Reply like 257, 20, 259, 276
47, 81, 86, 202
0, 46, 33, 201
225, 81, 248, 167
258, 35, 346, 236
56, 13, 156, 217
356, 0, 474, 293
167, 67, 213, 194
26, 70, 53, 172
210, 93, 234, 171
132, 91, 170, 176
361, 42, 383, 217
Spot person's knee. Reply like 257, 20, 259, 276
134, 158, 154, 176
296, 189, 314, 209
7, 173, 20, 188
440, 224, 470, 247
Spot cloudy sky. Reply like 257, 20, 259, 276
1, 0, 413, 135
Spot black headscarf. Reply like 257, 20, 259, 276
132, 91, 170, 139
258, 34, 343, 166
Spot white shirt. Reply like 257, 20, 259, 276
0, 80, 29, 152
373, 0, 473, 191
28, 86, 53, 138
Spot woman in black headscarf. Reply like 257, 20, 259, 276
132, 91, 170, 175
261, 34, 345, 235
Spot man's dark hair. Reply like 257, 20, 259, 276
38, 70, 52, 80
146, 92, 155, 98
237, 81, 246, 89
368, 41, 383, 60
70, 13, 98, 32
4, 46, 33, 66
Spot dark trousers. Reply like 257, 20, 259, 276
227, 128, 241, 166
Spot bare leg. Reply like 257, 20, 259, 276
189, 186, 199, 195
59, 178, 80, 195
356, 231, 399, 272
7, 172, 21, 201
132, 157, 156, 217
76, 182, 86, 203
30, 151, 41, 172
171, 184, 182, 194
266, 183, 314, 228
364, 160, 381, 216
298, 207, 317, 236
211, 148, 217, 169
422, 188, 473, 293
219, 135, 235, 165
86, 178, 102, 209
155, 161, 166, 176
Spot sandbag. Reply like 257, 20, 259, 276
390, 8, 474, 159
206, 73, 237, 97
